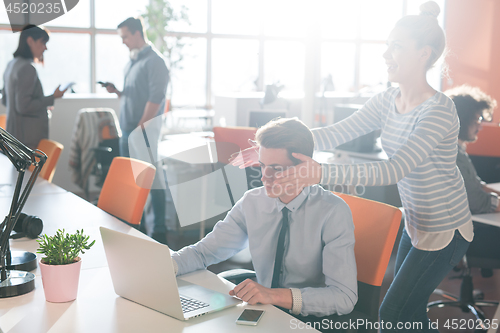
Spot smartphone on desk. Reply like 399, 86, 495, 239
236, 309, 265, 326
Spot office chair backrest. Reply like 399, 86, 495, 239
29, 139, 64, 182
97, 157, 156, 225
334, 192, 401, 319
213, 126, 257, 164
0, 114, 6, 129
92, 124, 121, 188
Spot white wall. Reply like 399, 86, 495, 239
0, 94, 120, 194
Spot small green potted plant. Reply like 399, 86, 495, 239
37, 229, 95, 302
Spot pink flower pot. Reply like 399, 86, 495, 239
39, 257, 82, 303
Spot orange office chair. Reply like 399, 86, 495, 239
213, 126, 261, 200
97, 157, 156, 225
335, 192, 402, 327
29, 139, 64, 183
212, 126, 258, 165
218, 192, 402, 332
0, 114, 6, 129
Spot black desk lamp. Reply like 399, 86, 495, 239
0, 127, 46, 297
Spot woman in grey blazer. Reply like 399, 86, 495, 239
1, 25, 66, 149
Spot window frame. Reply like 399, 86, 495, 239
0, 0, 445, 109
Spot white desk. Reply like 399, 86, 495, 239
487, 182, 500, 193
0, 192, 138, 273
471, 212, 500, 227
0, 175, 317, 332
0, 266, 306, 333
471, 183, 500, 227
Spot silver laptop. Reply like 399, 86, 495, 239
100, 227, 241, 320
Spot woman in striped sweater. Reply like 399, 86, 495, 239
234, 1, 471, 332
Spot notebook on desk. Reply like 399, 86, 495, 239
100, 227, 241, 321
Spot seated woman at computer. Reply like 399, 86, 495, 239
446, 85, 500, 262
233, 2, 471, 332
172, 118, 357, 327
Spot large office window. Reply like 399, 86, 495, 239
37, 33, 91, 94
167, 37, 207, 107
212, 39, 259, 98
0, 0, 445, 108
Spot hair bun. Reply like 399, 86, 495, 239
419, 1, 440, 19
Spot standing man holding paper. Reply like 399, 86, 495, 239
103, 17, 169, 244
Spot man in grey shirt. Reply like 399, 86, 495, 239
172, 118, 357, 328
446, 85, 500, 261
104, 17, 169, 244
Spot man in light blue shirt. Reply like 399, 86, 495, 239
104, 17, 169, 244
172, 118, 357, 320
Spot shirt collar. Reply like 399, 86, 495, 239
275, 186, 311, 213
130, 44, 151, 61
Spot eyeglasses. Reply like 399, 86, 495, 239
260, 163, 292, 178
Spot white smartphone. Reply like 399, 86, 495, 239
235, 309, 265, 326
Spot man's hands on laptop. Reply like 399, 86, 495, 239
230, 279, 292, 309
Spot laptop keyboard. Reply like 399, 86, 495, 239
180, 295, 210, 313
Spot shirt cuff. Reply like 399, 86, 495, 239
490, 193, 499, 212
172, 257, 179, 275
289, 288, 302, 315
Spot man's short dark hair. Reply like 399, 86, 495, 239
445, 85, 497, 141
255, 117, 314, 165
118, 17, 145, 38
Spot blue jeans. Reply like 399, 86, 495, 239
120, 128, 166, 234
379, 229, 470, 332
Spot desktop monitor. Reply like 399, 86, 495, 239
248, 110, 287, 128
333, 104, 380, 153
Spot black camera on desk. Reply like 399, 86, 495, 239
10, 213, 43, 239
